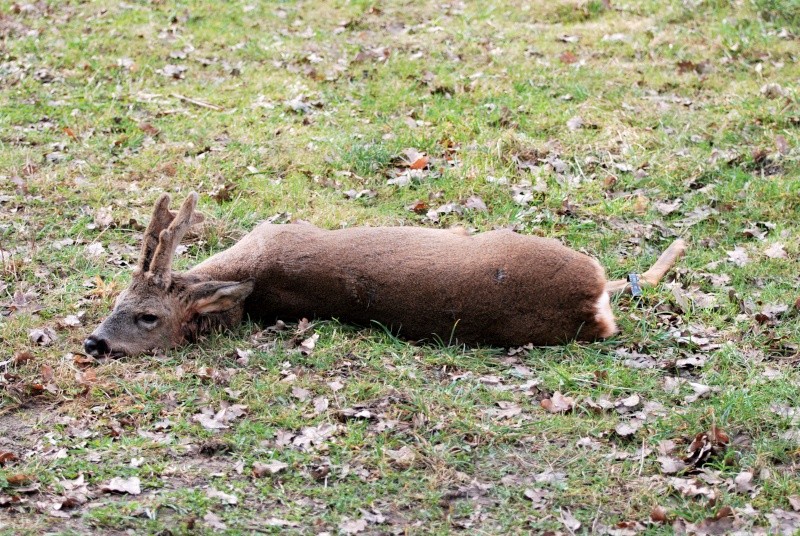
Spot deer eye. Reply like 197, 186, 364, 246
139, 314, 159, 324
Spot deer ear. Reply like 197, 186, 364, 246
189, 279, 254, 314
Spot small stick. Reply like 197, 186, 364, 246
171, 93, 223, 111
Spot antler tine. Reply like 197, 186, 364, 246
148, 192, 202, 286
136, 193, 174, 274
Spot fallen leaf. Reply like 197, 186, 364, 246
560, 509, 581, 532
654, 199, 682, 215
523, 488, 550, 508
206, 487, 238, 505
615, 419, 642, 437
313, 396, 329, 414
291, 386, 311, 401
669, 477, 716, 499
734, 471, 757, 496
694, 506, 735, 535
486, 401, 522, 420
658, 456, 688, 475
192, 404, 248, 430
0, 451, 18, 466
764, 242, 788, 259
204, 511, 227, 530
339, 518, 368, 534
727, 247, 750, 267
559, 51, 578, 64
29, 327, 57, 346
406, 200, 429, 213
775, 134, 790, 154
566, 116, 584, 130
463, 195, 487, 211
385, 446, 415, 468
651, 505, 670, 523
298, 333, 319, 355
540, 392, 574, 413
101, 476, 141, 495
684, 425, 729, 467
253, 460, 288, 477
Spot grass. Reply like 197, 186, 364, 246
1, 0, 799, 533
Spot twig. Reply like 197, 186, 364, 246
171, 93, 223, 111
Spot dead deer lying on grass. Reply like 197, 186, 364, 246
84, 193, 686, 357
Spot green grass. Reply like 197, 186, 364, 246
1, 0, 799, 534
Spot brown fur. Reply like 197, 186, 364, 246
84, 193, 686, 356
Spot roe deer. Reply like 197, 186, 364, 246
83, 193, 686, 357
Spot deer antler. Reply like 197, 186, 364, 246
136, 193, 175, 274
145, 192, 204, 287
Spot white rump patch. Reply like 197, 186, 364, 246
594, 291, 618, 338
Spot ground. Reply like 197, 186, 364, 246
1, 0, 800, 534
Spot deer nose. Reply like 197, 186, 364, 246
84, 335, 110, 356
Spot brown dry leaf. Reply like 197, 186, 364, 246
63, 126, 78, 140
566, 116, 584, 130
684, 425, 729, 467
139, 122, 160, 137
101, 476, 141, 495
298, 333, 319, 356
206, 487, 238, 505
788, 496, 800, 512
764, 242, 788, 259
734, 471, 757, 496
6, 474, 35, 487
13, 351, 34, 365
94, 206, 113, 228
541, 392, 575, 413
651, 505, 670, 523
775, 134, 790, 154
523, 488, 550, 509
463, 195, 487, 211
291, 386, 311, 401
726, 247, 750, 267
486, 401, 522, 420
60, 314, 82, 328
76, 369, 97, 386
615, 419, 642, 437
399, 148, 428, 170
406, 200, 429, 214
204, 511, 227, 531
669, 477, 716, 499
0, 451, 18, 466
766, 509, 800, 535
253, 460, 288, 477
560, 509, 581, 532
313, 396, 329, 414
385, 445, 416, 468
634, 193, 649, 215
339, 518, 368, 534
560, 51, 578, 64
41, 364, 55, 383
192, 404, 248, 430
658, 456, 688, 475
655, 199, 682, 216
29, 327, 57, 346
292, 423, 338, 450
694, 506, 735, 535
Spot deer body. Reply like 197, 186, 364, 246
84, 193, 685, 357
191, 223, 614, 346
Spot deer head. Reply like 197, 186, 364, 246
83, 193, 254, 357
